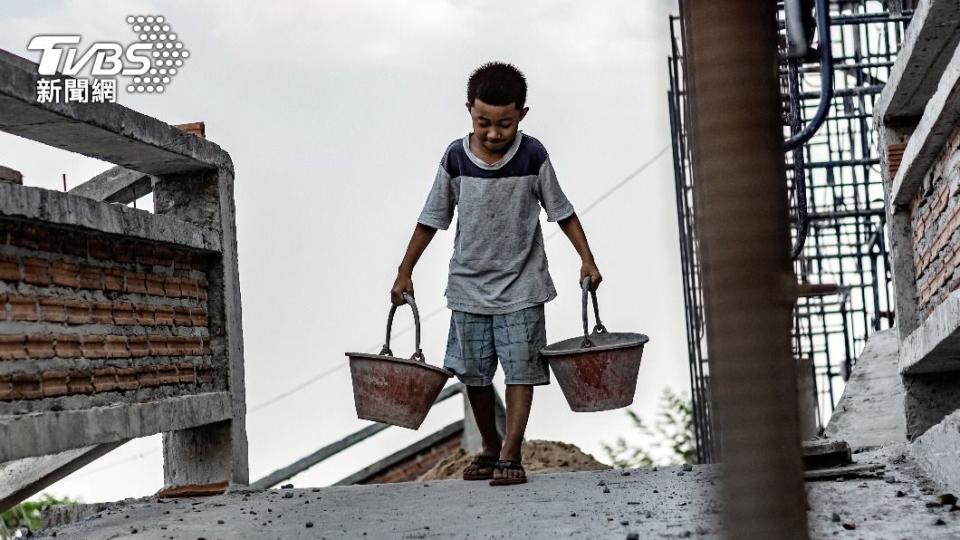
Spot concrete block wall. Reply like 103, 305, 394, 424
910, 125, 960, 320
0, 218, 221, 414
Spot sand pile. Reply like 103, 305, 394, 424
417, 440, 611, 481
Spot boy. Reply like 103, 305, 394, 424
390, 62, 602, 486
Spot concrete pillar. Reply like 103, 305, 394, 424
682, 0, 809, 537
155, 168, 249, 489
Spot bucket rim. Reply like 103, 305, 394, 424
541, 332, 649, 356
345, 352, 454, 378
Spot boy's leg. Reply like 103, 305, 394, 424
491, 305, 549, 483
495, 384, 533, 481
443, 310, 501, 478
465, 385, 503, 457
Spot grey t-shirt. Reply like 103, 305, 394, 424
417, 131, 575, 314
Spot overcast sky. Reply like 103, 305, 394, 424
1, 0, 686, 503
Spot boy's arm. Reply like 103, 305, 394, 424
391, 223, 438, 305
558, 212, 602, 291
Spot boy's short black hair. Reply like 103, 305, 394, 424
467, 62, 527, 109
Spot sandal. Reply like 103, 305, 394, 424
489, 459, 527, 486
462, 454, 498, 481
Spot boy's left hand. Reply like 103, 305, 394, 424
580, 261, 602, 291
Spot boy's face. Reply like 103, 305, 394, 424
466, 98, 528, 154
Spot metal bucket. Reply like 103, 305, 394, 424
542, 278, 649, 412
345, 293, 452, 429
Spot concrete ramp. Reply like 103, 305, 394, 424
824, 329, 905, 448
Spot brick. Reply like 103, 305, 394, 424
63, 299, 91, 325
148, 336, 170, 356
66, 370, 95, 394
124, 271, 147, 294
42, 369, 70, 397
135, 304, 155, 325
127, 335, 149, 357
114, 241, 136, 264
173, 307, 192, 326
138, 365, 159, 387
115, 367, 138, 390
81, 335, 107, 358
0, 377, 14, 400
185, 336, 203, 356
0, 335, 26, 359
77, 267, 101, 289
167, 336, 188, 356
92, 302, 114, 324
113, 302, 136, 325
196, 366, 214, 384
11, 373, 42, 399
91, 367, 117, 392
145, 274, 166, 296
22, 258, 51, 285
88, 239, 113, 261
152, 247, 175, 268
9, 295, 37, 321
189, 307, 208, 327
39, 298, 66, 323
104, 335, 129, 358
162, 276, 182, 297
0, 256, 19, 281
50, 261, 80, 288
54, 335, 82, 357
26, 335, 56, 358
102, 269, 125, 292
61, 234, 87, 258
157, 364, 179, 384
180, 278, 200, 299
154, 305, 175, 326
201, 336, 212, 355
177, 362, 196, 383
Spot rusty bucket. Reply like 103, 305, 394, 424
345, 293, 452, 429
542, 278, 649, 412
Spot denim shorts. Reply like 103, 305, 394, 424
443, 304, 550, 386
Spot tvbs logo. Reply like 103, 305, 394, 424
27, 15, 189, 104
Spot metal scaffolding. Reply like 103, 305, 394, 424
669, 1, 908, 463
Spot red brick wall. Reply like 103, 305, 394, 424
0, 219, 217, 404
361, 433, 462, 484
911, 126, 960, 320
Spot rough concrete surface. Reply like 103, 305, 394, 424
912, 409, 960, 493
824, 329, 905, 449
34, 445, 960, 539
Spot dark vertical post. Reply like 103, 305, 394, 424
681, 1, 808, 537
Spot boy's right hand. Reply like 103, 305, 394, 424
391, 273, 414, 306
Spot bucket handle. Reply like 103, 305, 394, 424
580, 277, 607, 348
379, 292, 425, 362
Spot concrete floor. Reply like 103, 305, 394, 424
35, 443, 960, 539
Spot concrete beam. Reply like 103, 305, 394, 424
0, 183, 221, 252
900, 289, 960, 375
0, 49, 232, 175
68, 167, 153, 205
824, 329, 905, 448
875, 0, 960, 123
0, 441, 126, 512
889, 40, 960, 206
0, 391, 231, 462
911, 409, 960, 491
